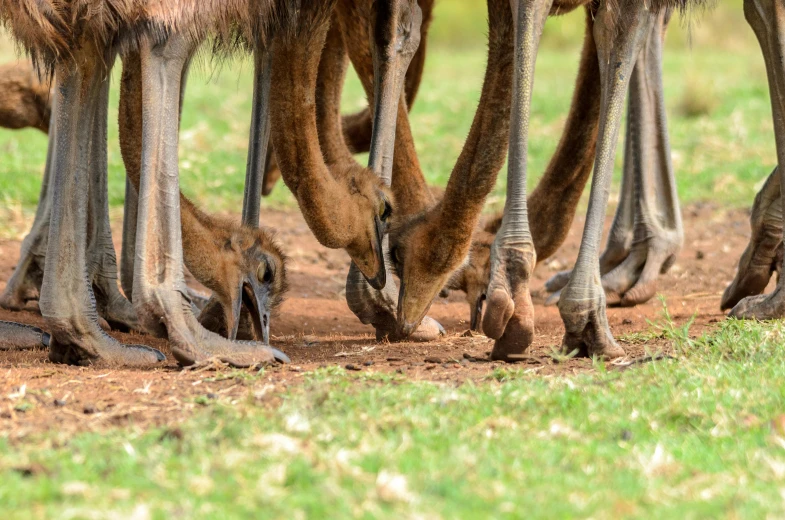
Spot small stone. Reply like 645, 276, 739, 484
425, 365, 436, 371
83, 405, 97, 415
345, 364, 362, 371
363, 361, 374, 367
441, 363, 450, 368
53, 399, 66, 407
206, 393, 218, 400
302, 335, 319, 346
395, 368, 405, 375
424, 357, 443, 364
696, 251, 705, 260
622, 318, 633, 325
386, 357, 402, 362
411, 362, 425, 367
462, 352, 473, 359
620, 430, 633, 441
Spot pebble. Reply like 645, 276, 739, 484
345, 364, 362, 371
53, 399, 66, 407
83, 405, 97, 415
363, 361, 374, 367
424, 357, 443, 364
622, 318, 633, 325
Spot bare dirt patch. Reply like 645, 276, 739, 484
0, 204, 759, 437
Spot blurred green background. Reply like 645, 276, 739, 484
0, 0, 766, 238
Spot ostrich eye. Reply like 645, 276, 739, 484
391, 246, 402, 265
378, 198, 392, 221
257, 261, 272, 284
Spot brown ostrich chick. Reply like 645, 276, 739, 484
0, 61, 51, 133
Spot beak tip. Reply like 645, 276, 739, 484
367, 272, 386, 291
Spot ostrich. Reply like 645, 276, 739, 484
719, 0, 785, 322
0, 0, 168, 365
116, 0, 420, 366
543, 12, 682, 310
375, 0, 701, 360
0, 57, 287, 346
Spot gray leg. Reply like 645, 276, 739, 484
546, 13, 683, 308
722, 167, 782, 310
39, 54, 163, 367
133, 34, 286, 367
558, 1, 658, 358
729, 0, 785, 319
241, 46, 273, 228
482, 0, 553, 361
84, 65, 139, 331
0, 321, 49, 351
120, 177, 137, 301
0, 95, 56, 311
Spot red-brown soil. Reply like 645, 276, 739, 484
0, 204, 762, 436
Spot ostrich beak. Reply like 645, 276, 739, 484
364, 215, 387, 291
242, 277, 272, 345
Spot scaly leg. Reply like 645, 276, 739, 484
546, 12, 683, 308
241, 46, 273, 227
133, 34, 287, 367
39, 51, 164, 367
0, 321, 49, 351
0, 96, 56, 311
729, 0, 785, 319
722, 168, 783, 309
119, 50, 208, 313
482, 0, 553, 361
557, 1, 658, 358
84, 59, 139, 331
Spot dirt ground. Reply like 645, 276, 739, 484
0, 204, 761, 437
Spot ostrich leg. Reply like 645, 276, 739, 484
729, 0, 785, 320
120, 178, 137, 301
0, 321, 49, 350
39, 50, 163, 367
721, 167, 782, 310
241, 46, 273, 227
545, 12, 683, 308
0, 105, 54, 311
482, 0, 553, 361
119, 51, 208, 311
557, 1, 658, 358
85, 65, 139, 332
133, 34, 287, 367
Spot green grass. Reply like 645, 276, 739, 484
5, 313, 785, 518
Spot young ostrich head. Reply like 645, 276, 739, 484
179, 200, 288, 344
268, 4, 394, 291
